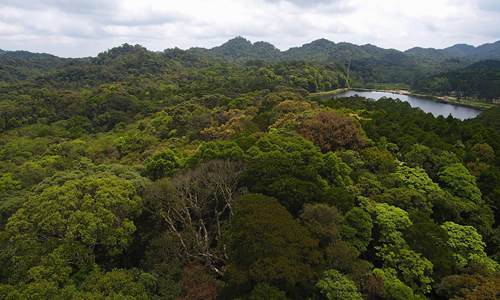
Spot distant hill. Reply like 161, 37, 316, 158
472, 40, 500, 60
184, 37, 500, 85
189, 37, 486, 85
0, 50, 68, 82
198, 36, 281, 60
406, 41, 500, 61
443, 44, 477, 57
2, 37, 499, 88
415, 60, 500, 100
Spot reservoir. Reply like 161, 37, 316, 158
334, 90, 482, 120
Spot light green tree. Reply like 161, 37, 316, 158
441, 221, 499, 272
395, 165, 440, 194
3, 172, 143, 283
373, 268, 423, 300
316, 269, 362, 300
438, 163, 482, 203
372, 203, 433, 294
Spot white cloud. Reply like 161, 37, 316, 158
0, 0, 498, 57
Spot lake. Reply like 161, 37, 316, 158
334, 90, 482, 120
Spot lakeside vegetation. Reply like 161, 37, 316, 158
0, 39, 499, 299
414, 60, 500, 102
310, 88, 496, 110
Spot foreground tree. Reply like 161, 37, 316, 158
244, 132, 326, 214
316, 269, 362, 300
224, 194, 320, 299
155, 160, 244, 276
1, 171, 143, 284
371, 203, 434, 294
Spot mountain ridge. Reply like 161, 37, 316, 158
2, 36, 499, 60
2, 37, 499, 87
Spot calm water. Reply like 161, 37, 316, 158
334, 90, 482, 120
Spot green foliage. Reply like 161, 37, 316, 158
143, 149, 180, 180
373, 268, 420, 300
469, 143, 495, 164
374, 188, 433, 216
341, 207, 373, 253
438, 163, 482, 203
441, 221, 499, 272
244, 132, 326, 214
403, 144, 434, 168
225, 194, 319, 298
382, 248, 434, 294
2, 171, 143, 283
416, 60, 500, 100
370, 203, 435, 294
116, 131, 156, 157
373, 203, 412, 247
321, 152, 353, 187
395, 165, 440, 194
316, 269, 362, 300
361, 147, 397, 173
247, 283, 288, 300
0, 173, 21, 193
404, 214, 455, 277
81, 268, 151, 299
150, 111, 174, 138
188, 140, 245, 165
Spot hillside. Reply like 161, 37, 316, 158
0, 50, 68, 82
415, 60, 500, 100
2, 37, 500, 89
192, 37, 500, 86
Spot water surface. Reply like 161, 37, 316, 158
334, 90, 481, 120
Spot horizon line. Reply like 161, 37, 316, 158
1, 36, 499, 59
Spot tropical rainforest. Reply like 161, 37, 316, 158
0, 37, 499, 299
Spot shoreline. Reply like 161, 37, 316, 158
310, 88, 496, 110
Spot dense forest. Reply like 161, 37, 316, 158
0, 39, 499, 299
3, 36, 500, 97
414, 60, 500, 100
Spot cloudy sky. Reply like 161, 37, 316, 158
0, 0, 499, 57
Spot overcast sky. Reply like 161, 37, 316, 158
0, 0, 499, 57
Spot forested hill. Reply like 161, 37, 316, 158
2, 37, 500, 88
192, 36, 500, 64
406, 40, 500, 61
0, 43, 347, 132
190, 37, 500, 85
190, 37, 465, 85
1, 37, 500, 299
0, 50, 70, 82
415, 60, 500, 99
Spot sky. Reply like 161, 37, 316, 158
0, 0, 499, 57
